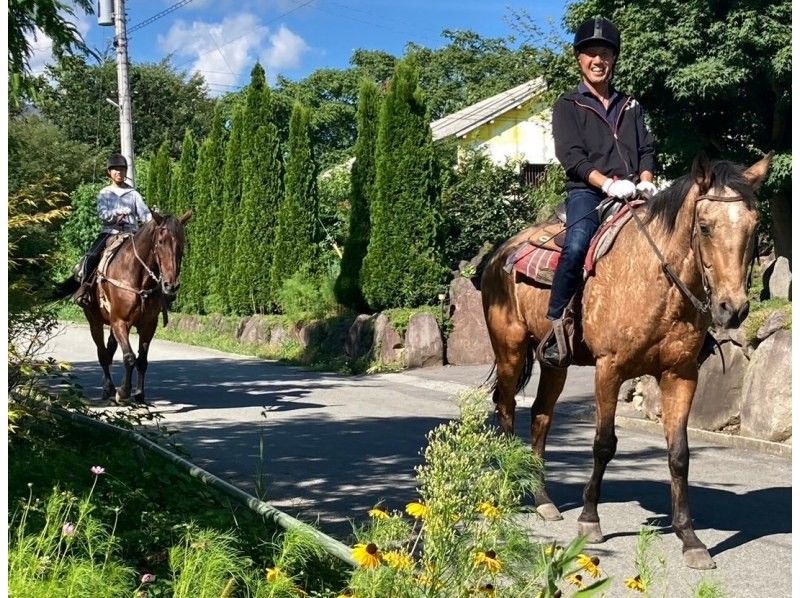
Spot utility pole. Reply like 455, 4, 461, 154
113, 0, 135, 185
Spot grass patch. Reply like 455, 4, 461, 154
742, 298, 791, 343
383, 306, 441, 337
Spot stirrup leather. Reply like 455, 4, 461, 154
536, 317, 572, 368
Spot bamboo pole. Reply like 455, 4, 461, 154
45, 405, 358, 568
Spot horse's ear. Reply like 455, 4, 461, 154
152, 211, 164, 225
692, 151, 713, 195
742, 150, 774, 191
179, 210, 193, 225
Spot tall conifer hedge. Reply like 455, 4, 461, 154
270, 101, 318, 300
146, 140, 172, 213
335, 78, 379, 313
216, 104, 244, 314
170, 129, 196, 217
361, 59, 445, 310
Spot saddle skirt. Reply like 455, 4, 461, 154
504, 200, 645, 286
97, 234, 130, 278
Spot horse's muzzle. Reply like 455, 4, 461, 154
712, 299, 749, 329
162, 281, 179, 297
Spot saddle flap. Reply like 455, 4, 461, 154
97, 234, 129, 278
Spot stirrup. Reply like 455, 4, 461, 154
536, 317, 572, 368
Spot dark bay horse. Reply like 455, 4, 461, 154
481, 154, 771, 569
83, 211, 191, 403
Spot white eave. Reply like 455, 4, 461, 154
430, 77, 547, 142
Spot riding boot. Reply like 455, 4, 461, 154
537, 316, 572, 368
73, 281, 93, 307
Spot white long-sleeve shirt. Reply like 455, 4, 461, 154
96, 185, 153, 234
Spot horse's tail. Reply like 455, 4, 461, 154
484, 338, 536, 400
52, 277, 79, 300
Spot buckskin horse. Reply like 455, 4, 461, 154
66, 211, 192, 404
481, 153, 771, 569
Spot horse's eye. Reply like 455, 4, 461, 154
699, 224, 712, 237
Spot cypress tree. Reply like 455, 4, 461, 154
334, 79, 380, 312
270, 101, 318, 300
145, 140, 172, 213
361, 58, 445, 310
170, 129, 197, 217
229, 64, 283, 314
216, 104, 244, 314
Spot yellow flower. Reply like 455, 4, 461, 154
352, 543, 382, 568
266, 567, 285, 583
474, 550, 502, 574
477, 501, 501, 520
624, 575, 646, 592
577, 553, 602, 578
566, 574, 584, 588
405, 501, 429, 519
368, 505, 390, 520
383, 550, 413, 571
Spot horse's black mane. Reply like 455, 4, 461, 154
139, 213, 183, 237
644, 160, 756, 234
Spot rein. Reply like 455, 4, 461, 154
97, 226, 165, 307
620, 192, 750, 315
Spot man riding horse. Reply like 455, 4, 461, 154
73, 153, 153, 306
538, 17, 658, 368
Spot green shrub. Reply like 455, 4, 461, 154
53, 182, 103, 280
276, 269, 339, 324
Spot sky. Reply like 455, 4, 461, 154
27, 0, 571, 96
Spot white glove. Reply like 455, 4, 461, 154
636, 180, 658, 198
601, 178, 636, 199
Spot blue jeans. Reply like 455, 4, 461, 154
546, 188, 602, 320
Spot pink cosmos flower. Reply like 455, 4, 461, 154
90, 466, 106, 476
141, 573, 156, 584
62, 522, 75, 537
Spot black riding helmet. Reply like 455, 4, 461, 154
107, 153, 128, 170
573, 17, 620, 55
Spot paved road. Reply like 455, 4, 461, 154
45, 323, 791, 597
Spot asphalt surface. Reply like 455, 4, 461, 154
44, 323, 791, 597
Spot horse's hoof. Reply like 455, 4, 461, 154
577, 521, 604, 543
132, 391, 146, 404
536, 503, 563, 521
683, 548, 715, 570
114, 391, 129, 405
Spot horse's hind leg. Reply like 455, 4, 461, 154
487, 318, 530, 434
88, 319, 115, 401
530, 365, 568, 521
133, 316, 157, 403
577, 356, 622, 543
660, 366, 715, 570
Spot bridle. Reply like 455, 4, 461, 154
621, 191, 754, 315
691, 193, 756, 313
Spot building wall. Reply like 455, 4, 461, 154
458, 99, 556, 167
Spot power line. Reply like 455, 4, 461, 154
128, 0, 197, 35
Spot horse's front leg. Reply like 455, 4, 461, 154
531, 364, 568, 521
133, 317, 158, 403
110, 321, 135, 404
577, 356, 622, 543
659, 366, 715, 570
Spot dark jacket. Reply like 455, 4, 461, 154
552, 87, 656, 191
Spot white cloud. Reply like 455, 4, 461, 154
262, 25, 309, 72
158, 13, 269, 95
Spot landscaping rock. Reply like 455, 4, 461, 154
446, 277, 494, 365
764, 256, 792, 300
756, 310, 789, 341
618, 378, 636, 402
346, 314, 377, 360
740, 329, 792, 442
690, 342, 747, 431
710, 325, 746, 347
238, 316, 272, 345
373, 314, 404, 365
405, 313, 444, 368
633, 376, 662, 421
269, 325, 292, 347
